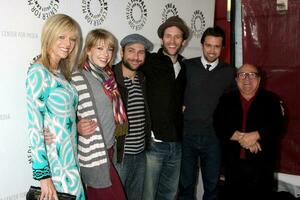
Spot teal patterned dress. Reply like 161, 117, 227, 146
26, 63, 85, 200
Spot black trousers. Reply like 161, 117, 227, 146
223, 159, 275, 200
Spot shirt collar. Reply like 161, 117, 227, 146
201, 57, 219, 71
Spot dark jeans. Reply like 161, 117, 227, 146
178, 132, 221, 200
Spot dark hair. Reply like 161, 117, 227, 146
254, 65, 263, 77
200, 26, 225, 47
253, 65, 266, 86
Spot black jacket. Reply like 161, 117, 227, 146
214, 89, 284, 168
140, 48, 186, 142
113, 62, 151, 163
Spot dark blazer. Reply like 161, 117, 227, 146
140, 48, 186, 142
214, 89, 284, 168
113, 62, 151, 163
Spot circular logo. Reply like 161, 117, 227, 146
161, 3, 178, 23
28, 0, 60, 20
191, 10, 206, 38
82, 0, 108, 26
126, 0, 148, 31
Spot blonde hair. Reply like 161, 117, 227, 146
39, 14, 81, 80
79, 29, 116, 69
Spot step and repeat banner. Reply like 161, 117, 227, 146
0, 1, 215, 199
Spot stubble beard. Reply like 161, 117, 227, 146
122, 59, 143, 72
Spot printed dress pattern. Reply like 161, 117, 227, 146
26, 63, 85, 200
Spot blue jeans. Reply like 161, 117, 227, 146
143, 139, 181, 200
115, 152, 146, 200
178, 132, 221, 200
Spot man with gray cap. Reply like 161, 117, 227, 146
113, 33, 152, 200
140, 16, 189, 200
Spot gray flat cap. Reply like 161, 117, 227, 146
120, 34, 153, 51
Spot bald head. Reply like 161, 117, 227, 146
237, 64, 260, 74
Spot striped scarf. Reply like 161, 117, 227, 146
83, 60, 128, 137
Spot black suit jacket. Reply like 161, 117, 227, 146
214, 89, 284, 168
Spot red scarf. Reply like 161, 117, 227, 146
83, 61, 128, 132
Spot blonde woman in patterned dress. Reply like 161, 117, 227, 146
26, 14, 85, 200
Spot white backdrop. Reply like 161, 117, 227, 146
0, 1, 215, 199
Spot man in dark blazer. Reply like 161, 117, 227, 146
214, 63, 284, 200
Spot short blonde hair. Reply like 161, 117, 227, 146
79, 29, 116, 69
40, 14, 81, 80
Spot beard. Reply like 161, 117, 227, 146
122, 59, 142, 71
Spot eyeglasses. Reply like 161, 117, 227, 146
237, 72, 259, 80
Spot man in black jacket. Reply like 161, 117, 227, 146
140, 16, 189, 200
214, 64, 284, 200
113, 34, 152, 200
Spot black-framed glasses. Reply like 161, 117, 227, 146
237, 72, 259, 80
